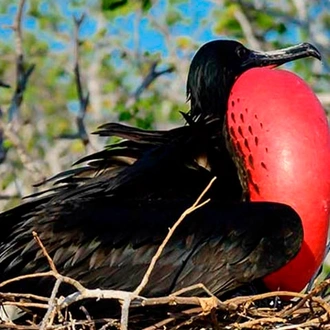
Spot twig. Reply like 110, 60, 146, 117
172, 283, 217, 298
0, 194, 20, 200
142, 307, 202, 330
39, 277, 62, 330
0, 80, 10, 88
0, 292, 49, 302
226, 290, 307, 306
0, 271, 54, 289
60, 289, 133, 308
116, 177, 216, 330
234, 316, 286, 328
280, 280, 330, 317
79, 306, 95, 330
33, 232, 58, 273
126, 61, 174, 107
275, 313, 330, 330
1, 301, 48, 310
133, 177, 216, 296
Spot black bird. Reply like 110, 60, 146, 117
0, 41, 324, 305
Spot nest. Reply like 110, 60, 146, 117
0, 270, 329, 330
1, 179, 329, 329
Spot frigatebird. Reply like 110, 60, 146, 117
0, 41, 328, 306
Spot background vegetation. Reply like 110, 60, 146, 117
0, 0, 329, 209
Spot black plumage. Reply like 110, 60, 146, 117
0, 40, 320, 303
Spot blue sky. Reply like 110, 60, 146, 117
0, 1, 322, 57
0, 1, 216, 55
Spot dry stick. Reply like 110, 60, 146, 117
118, 177, 217, 330
39, 277, 62, 330
229, 292, 330, 329
1, 301, 47, 310
142, 307, 202, 330
275, 312, 330, 330
0, 271, 54, 289
170, 283, 231, 311
134, 196, 211, 296
79, 306, 96, 330
312, 296, 330, 316
225, 290, 307, 306
0, 292, 49, 303
137, 296, 209, 308
33, 232, 63, 329
233, 316, 287, 329
134, 176, 217, 296
32, 232, 87, 294
33, 232, 58, 273
171, 309, 208, 330
172, 283, 216, 297
279, 279, 330, 317
0, 324, 39, 330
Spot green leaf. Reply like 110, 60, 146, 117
166, 8, 182, 26
276, 23, 287, 34
142, 0, 152, 12
102, 0, 128, 11
255, 12, 274, 30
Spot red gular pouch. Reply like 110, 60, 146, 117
226, 67, 330, 293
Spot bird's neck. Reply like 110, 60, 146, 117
189, 89, 229, 123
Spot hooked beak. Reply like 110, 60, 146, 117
243, 43, 321, 69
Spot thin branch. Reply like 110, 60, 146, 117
8, 0, 35, 122
234, 316, 286, 328
142, 307, 202, 330
72, 14, 89, 146
13, 0, 25, 59
39, 277, 62, 330
0, 271, 54, 289
0, 81, 10, 89
233, 6, 262, 50
133, 177, 216, 296
126, 61, 174, 107
33, 232, 58, 273
280, 279, 330, 317
0, 194, 20, 200
118, 177, 216, 330
0, 292, 49, 303
0, 121, 43, 180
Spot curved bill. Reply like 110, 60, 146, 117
243, 43, 321, 69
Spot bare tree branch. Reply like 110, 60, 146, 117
0, 121, 43, 181
234, 6, 262, 50
126, 61, 174, 108
8, 0, 35, 122
72, 13, 90, 146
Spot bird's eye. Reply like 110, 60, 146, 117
236, 46, 249, 59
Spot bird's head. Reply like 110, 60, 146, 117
187, 40, 321, 121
